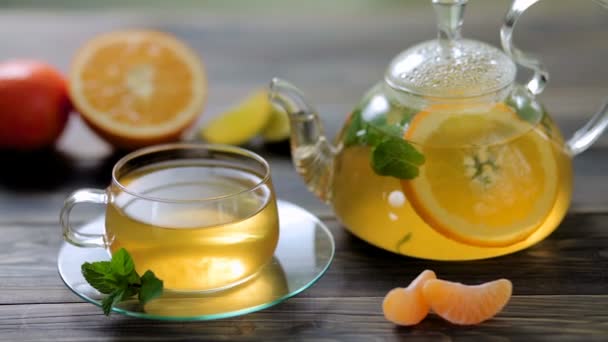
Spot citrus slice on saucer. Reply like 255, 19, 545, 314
69, 30, 207, 148
200, 89, 272, 145
401, 103, 559, 247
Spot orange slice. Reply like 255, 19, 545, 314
69, 30, 207, 148
423, 278, 512, 325
401, 103, 559, 247
382, 270, 436, 326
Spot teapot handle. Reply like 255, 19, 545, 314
500, 0, 548, 96
501, 0, 608, 156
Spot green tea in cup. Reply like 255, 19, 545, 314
61, 144, 280, 292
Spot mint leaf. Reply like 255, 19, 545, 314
102, 288, 125, 316
371, 137, 425, 179
395, 232, 413, 252
342, 104, 424, 179
81, 249, 164, 316
110, 248, 135, 277
139, 271, 163, 304
81, 261, 116, 294
506, 96, 539, 125
365, 123, 403, 146
344, 110, 364, 146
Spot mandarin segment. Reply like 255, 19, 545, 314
382, 270, 436, 326
69, 30, 207, 148
422, 278, 512, 325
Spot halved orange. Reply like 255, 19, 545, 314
401, 103, 559, 247
423, 278, 512, 325
69, 30, 207, 148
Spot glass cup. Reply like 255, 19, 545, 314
60, 143, 280, 293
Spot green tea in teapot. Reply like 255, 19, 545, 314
269, 0, 607, 260
332, 101, 572, 260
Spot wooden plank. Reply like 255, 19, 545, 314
0, 296, 606, 341
319, 214, 608, 298
0, 4, 604, 139
0, 3, 605, 115
0, 2, 604, 80
1, 213, 607, 305
2, 142, 608, 221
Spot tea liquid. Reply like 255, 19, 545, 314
333, 115, 572, 260
106, 163, 279, 292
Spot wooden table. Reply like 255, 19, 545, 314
1, 1, 607, 340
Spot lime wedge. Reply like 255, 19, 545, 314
200, 89, 272, 145
261, 106, 290, 142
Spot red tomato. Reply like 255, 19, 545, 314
0, 60, 71, 150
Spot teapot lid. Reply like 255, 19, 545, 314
385, 0, 516, 98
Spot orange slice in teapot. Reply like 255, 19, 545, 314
401, 103, 559, 247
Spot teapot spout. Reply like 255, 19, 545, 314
269, 78, 335, 203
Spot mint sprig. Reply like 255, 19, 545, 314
371, 137, 424, 179
344, 109, 424, 179
81, 248, 164, 316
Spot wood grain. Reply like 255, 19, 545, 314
1, 136, 608, 221
1, 212, 607, 306
0, 296, 606, 342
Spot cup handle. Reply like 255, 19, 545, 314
501, 0, 608, 156
60, 189, 108, 248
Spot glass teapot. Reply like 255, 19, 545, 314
269, 0, 608, 260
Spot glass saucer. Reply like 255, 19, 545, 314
57, 200, 335, 321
